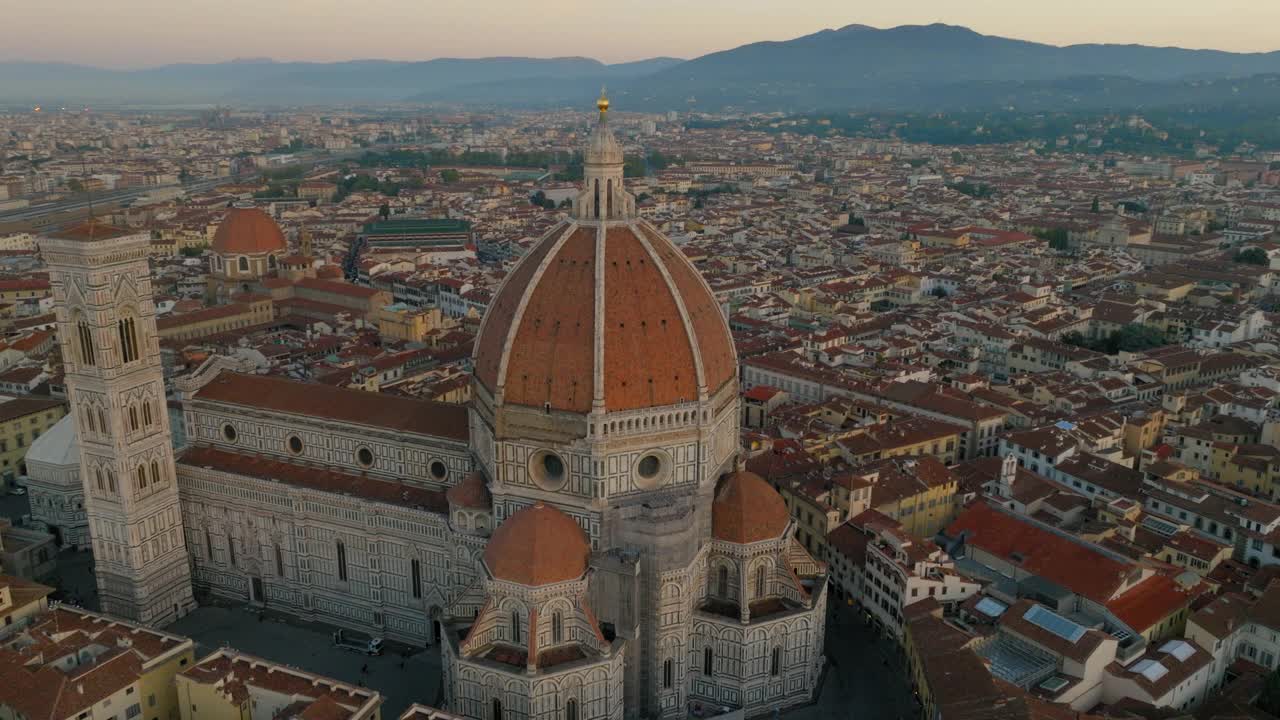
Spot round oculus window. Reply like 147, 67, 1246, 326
529, 450, 568, 491
430, 460, 448, 480
356, 447, 374, 467
222, 424, 237, 442
287, 435, 303, 454
634, 450, 670, 490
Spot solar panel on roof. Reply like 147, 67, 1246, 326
1023, 604, 1086, 643
975, 597, 1008, 617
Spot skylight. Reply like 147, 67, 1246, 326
1131, 659, 1169, 682
1023, 604, 1086, 643
1159, 639, 1196, 662
975, 597, 1008, 618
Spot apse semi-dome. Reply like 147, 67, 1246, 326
482, 501, 590, 586
212, 207, 287, 255
712, 470, 791, 544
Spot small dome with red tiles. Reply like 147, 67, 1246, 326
712, 470, 791, 544
212, 207, 287, 256
483, 502, 589, 586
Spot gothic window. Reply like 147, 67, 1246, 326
565, 699, 578, 720
717, 565, 729, 598
228, 537, 236, 566
117, 317, 139, 364
703, 647, 714, 676
135, 465, 147, 490
336, 540, 348, 581
755, 564, 767, 599
129, 405, 139, 432
551, 611, 563, 645
84, 407, 96, 433
205, 529, 212, 560
771, 646, 781, 676
411, 559, 422, 599
150, 460, 162, 487
275, 544, 284, 576
106, 471, 116, 493
95, 468, 105, 491
606, 178, 613, 218
142, 402, 153, 427
237, 256, 249, 273
76, 320, 96, 366
663, 658, 673, 688
593, 179, 600, 219
511, 610, 521, 643
98, 409, 108, 435
491, 699, 502, 720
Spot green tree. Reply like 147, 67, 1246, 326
1235, 247, 1269, 265
439, 168, 460, 184
1091, 196, 1100, 213
379, 202, 390, 220
950, 151, 964, 164
1111, 324, 1168, 353
67, 178, 84, 192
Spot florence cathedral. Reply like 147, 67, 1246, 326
39, 95, 827, 720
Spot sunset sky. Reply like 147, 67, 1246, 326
5, 0, 1279, 68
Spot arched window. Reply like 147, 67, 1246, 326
106, 471, 116, 493
98, 409, 108, 435
94, 468, 104, 491
84, 407, 96, 433
551, 611, 563, 645
237, 256, 249, 273
717, 565, 729, 598
663, 658, 673, 688
136, 465, 147, 490
606, 178, 613, 218
593, 179, 600, 219
565, 699, 578, 720
142, 402, 153, 427
268, 254, 278, 270
117, 317, 139, 364
703, 647, 714, 676
129, 405, 139, 432
336, 540, 348, 581
275, 545, 285, 576
771, 646, 781, 676
150, 460, 162, 487
511, 610, 521, 643
76, 320, 96, 366
491, 699, 502, 720
755, 565, 767, 599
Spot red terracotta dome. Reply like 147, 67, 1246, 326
446, 471, 491, 510
212, 207, 287, 256
474, 220, 737, 414
483, 501, 589, 586
712, 470, 791, 544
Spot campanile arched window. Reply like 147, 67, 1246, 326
76, 319, 97, 366
117, 316, 139, 364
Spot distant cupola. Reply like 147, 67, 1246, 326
574, 88, 635, 221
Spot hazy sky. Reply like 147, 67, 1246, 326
5, 0, 1279, 68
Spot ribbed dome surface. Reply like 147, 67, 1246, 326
212, 207, 287, 255
712, 471, 791, 544
483, 502, 589, 586
473, 220, 736, 414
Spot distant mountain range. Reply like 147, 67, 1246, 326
5, 24, 1280, 111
